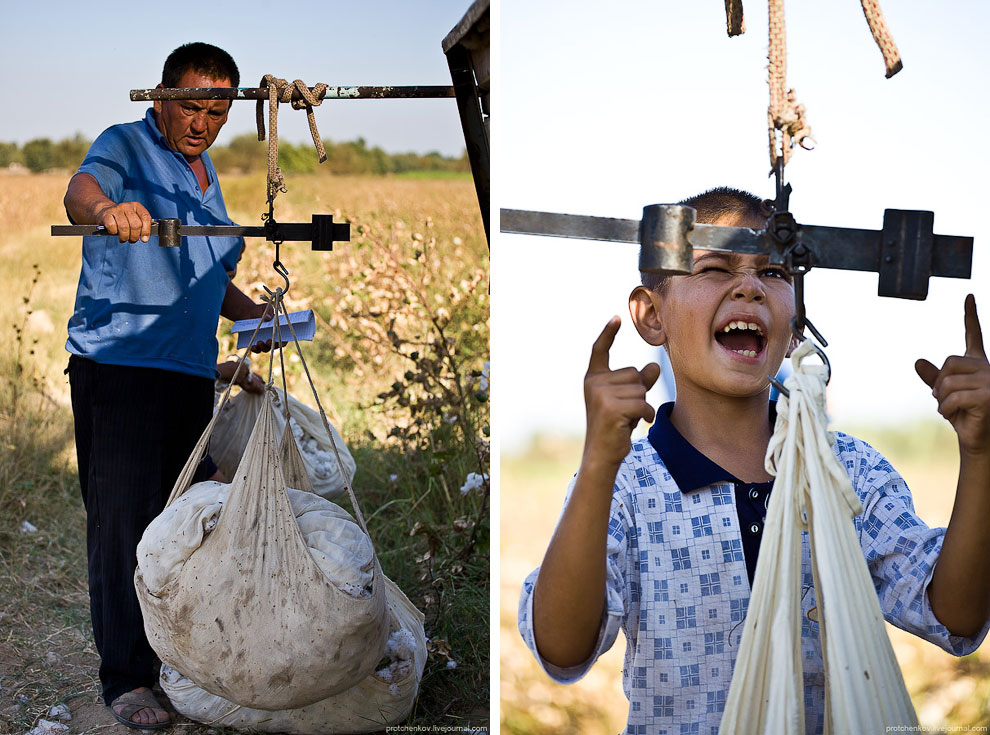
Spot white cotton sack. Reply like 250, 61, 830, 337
137, 481, 374, 598
136, 396, 388, 711
211, 386, 356, 500
160, 575, 428, 734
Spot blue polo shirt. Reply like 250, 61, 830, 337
648, 402, 776, 585
66, 108, 243, 379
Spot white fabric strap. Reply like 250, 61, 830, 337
721, 340, 917, 733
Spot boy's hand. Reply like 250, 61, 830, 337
583, 316, 661, 470
915, 294, 990, 457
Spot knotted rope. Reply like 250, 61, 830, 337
725, 2, 902, 170
255, 74, 329, 207
767, 0, 813, 170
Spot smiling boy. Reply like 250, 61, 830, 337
517, 187, 990, 734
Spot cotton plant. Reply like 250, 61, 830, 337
459, 472, 488, 496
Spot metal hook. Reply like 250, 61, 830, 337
773, 158, 792, 213
273, 258, 290, 297
767, 316, 831, 399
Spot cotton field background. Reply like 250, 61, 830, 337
0, 171, 489, 733
501, 428, 990, 733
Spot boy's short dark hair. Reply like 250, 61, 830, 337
641, 186, 769, 292
162, 42, 240, 89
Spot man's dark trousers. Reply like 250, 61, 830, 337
68, 355, 214, 705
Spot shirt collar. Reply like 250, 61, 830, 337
647, 401, 777, 493
143, 107, 169, 149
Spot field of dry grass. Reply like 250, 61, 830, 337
501, 426, 990, 733
0, 172, 489, 734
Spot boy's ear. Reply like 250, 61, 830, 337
629, 286, 667, 347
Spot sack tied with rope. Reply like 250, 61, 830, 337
135, 389, 390, 711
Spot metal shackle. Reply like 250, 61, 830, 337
157, 218, 181, 248
638, 204, 695, 276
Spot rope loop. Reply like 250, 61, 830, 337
256, 74, 330, 208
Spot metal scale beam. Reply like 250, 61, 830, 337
130, 86, 454, 101
500, 204, 973, 301
52, 215, 349, 251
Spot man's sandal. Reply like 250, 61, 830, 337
108, 689, 172, 730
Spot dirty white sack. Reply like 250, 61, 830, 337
135, 395, 389, 711
161, 575, 427, 734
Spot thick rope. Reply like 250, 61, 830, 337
725, 0, 745, 37
721, 342, 917, 733
273, 294, 374, 545
860, 0, 903, 78
256, 74, 329, 206
767, 0, 813, 170
763, 0, 901, 170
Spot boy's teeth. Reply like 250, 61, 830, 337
732, 349, 758, 358
722, 321, 762, 334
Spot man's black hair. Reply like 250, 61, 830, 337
641, 186, 768, 292
162, 42, 239, 89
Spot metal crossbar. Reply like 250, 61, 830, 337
130, 86, 454, 102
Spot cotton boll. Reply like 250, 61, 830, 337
373, 629, 418, 696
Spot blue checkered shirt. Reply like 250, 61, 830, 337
518, 405, 989, 735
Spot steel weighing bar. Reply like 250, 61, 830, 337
52, 216, 350, 251
500, 206, 973, 300
130, 86, 454, 102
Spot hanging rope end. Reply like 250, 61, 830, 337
724, 0, 745, 37
885, 59, 903, 79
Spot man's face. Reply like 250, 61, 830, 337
656, 214, 797, 399
154, 70, 232, 159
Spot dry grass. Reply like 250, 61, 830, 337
500, 427, 990, 734
0, 172, 488, 734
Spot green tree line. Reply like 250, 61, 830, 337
0, 133, 470, 176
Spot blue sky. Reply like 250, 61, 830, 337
0, 1, 471, 156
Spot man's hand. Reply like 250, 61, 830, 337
95, 201, 153, 243
915, 295, 990, 457
64, 173, 153, 244
248, 300, 280, 353
216, 361, 266, 394
583, 316, 661, 471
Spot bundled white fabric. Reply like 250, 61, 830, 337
137, 482, 375, 604
211, 385, 356, 500
160, 575, 428, 734
135, 394, 390, 711
721, 341, 917, 734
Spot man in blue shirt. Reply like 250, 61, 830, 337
63, 42, 270, 729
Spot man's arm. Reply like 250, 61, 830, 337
64, 173, 152, 243
532, 317, 660, 667
918, 295, 990, 637
220, 280, 268, 323
220, 280, 277, 354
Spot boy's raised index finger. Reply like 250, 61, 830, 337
964, 294, 986, 359
588, 316, 621, 373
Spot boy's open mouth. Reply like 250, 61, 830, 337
714, 320, 766, 358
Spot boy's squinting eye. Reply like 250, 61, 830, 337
760, 267, 791, 281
